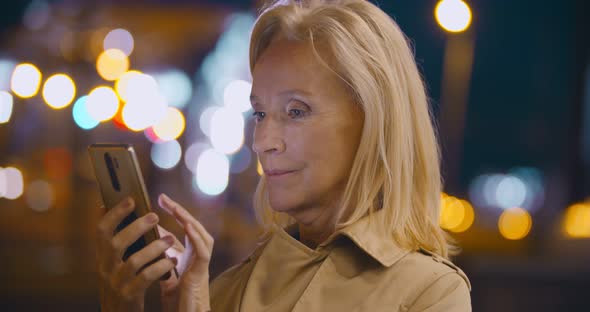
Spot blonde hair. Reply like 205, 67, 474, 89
250, 0, 457, 258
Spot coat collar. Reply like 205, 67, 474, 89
284, 208, 409, 267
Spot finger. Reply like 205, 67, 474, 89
97, 197, 135, 239
159, 194, 213, 247
157, 225, 185, 255
157, 224, 173, 237
117, 236, 175, 283
125, 257, 177, 296
111, 212, 159, 259
185, 223, 212, 261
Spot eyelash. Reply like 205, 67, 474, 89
251, 109, 308, 122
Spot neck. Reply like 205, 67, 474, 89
297, 223, 334, 249
290, 201, 341, 249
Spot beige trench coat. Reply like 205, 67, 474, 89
210, 210, 472, 311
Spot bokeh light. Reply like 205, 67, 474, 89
469, 169, 545, 212
3, 167, 24, 199
122, 93, 167, 131
0, 91, 13, 123
210, 107, 245, 154
495, 175, 527, 210
195, 148, 229, 196
114, 70, 142, 102
199, 106, 219, 137
72, 95, 99, 130
96, 48, 129, 81
119, 72, 168, 131
86, 86, 119, 121
563, 203, 590, 238
112, 104, 129, 131
435, 0, 472, 33
103, 28, 134, 56
152, 107, 186, 141
184, 142, 210, 174
0, 59, 16, 90
153, 69, 192, 109
0, 168, 6, 198
454, 200, 475, 233
498, 207, 532, 240
440, 195, 464, 230
144, 127, 164, 144
223, 79, 252, 113
440, 193, 475, 233
42, 73, 76, 109
11, 63, 42, 98
121, 72, 158, 102
151, 140, 182, 170
0, 167, 8, 198
26, 180, 54, 212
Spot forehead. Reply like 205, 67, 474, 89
251, 39, 342, 95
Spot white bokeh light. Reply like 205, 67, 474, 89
3, 167, 24, 199
223, 79, 252, 113
115, 70, 143, 102
103, 28, 134, 56
0, 167, 6, 197
195, 149, 229, 196
495, 175, 527, 210
153, 69, 192, 109
0, 59, 16, 90
86, 86, 119, 121
210, 107, 245, 154
184, 142, 210, 174
199, 106, 219, 137
435, 0, 472, 33
125, 73, 159, 103
122, 93, 167, 131
42, 73, 76, 109
0, 91, 13, 123
11, 63, 42, 98
151, 140, 182, 170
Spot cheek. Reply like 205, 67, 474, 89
290, 125, 356, 182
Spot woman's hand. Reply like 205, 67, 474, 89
157, 194, 213, 312
96, 197, 178, 312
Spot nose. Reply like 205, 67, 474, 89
252, 118, 286, 155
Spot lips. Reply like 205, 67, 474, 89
264, 169, 296, 176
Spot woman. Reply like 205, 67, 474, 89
95, 0, 471, 311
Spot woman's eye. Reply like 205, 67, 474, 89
288, 109, 307, 119
251, 111, 265, 122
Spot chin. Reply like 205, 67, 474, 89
268, 192, 300, 214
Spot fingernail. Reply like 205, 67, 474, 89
147, 213, 158, 223
163, 235, 174, 245
125, 197, 134, 208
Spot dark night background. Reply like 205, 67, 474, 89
0, 0, 589, 311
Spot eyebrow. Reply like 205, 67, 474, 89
250, 89, 312, 105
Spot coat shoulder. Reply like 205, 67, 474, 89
391, 249, 471, 291
382, 250, 471, 311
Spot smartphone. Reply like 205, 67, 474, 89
88, 143, 175, 280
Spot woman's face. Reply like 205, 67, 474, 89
251, 39, 364, 223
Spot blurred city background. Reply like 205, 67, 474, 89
0, 0, 588, 311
